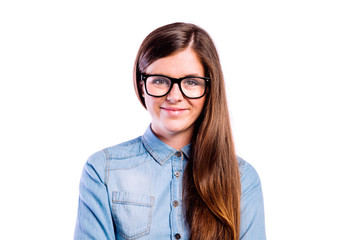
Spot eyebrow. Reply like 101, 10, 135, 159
146, 73, 204, 78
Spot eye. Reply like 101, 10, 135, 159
150, 77, 170, 86
185, 80, 198, 86
153, 79, 167, 85
183, 78, 200, 86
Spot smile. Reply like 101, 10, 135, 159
161, 107, 188, 116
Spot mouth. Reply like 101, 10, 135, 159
161, 107, 186, 111
161, 107, 188, 115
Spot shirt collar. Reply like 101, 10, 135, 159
142, 125, 191, 166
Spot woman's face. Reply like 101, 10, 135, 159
142, 48, 206, 143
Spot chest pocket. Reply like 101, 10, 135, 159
112, 191, 154, 240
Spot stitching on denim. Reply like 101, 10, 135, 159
162, 151, 174, 165
142, 135, 173, 165
112, 191, 117, 216
146, 196, 154, 236
120, 228, 149, 240
108, 158, 153, 171
113, 193, 154, 240
141, 136, 162, 164
112, 200, 153, 207
104, 149, 110, 186
108, 152, 146, 160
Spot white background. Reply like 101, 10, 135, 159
1, 0, 340, 239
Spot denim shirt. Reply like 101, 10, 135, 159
74, 126, 266, 240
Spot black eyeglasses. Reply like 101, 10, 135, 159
141, 74, 210, 99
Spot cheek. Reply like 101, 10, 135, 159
145, 96, 162, 115
144, 97, 153, 113
193, 98, 206, 113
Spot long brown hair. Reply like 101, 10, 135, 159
133, 22, 241, 240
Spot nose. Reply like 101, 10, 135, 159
166, 83, 184, 102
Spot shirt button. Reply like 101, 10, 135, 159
174, 233, 181, 239
173, 200, 179, 207
174, 171, 180, 177
175, 151, 182, 157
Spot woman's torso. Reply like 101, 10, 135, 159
74, 126, 266, 240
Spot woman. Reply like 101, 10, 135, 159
74, 22, 266, 240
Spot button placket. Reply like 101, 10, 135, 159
170, 150, 183, 239
174, 151, 182, 178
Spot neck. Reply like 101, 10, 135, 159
151, 126, 193, 150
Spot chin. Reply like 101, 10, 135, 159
164, 123, 192, 135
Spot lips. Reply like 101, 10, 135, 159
161, 107, 187, 111
160, 106, 188, 115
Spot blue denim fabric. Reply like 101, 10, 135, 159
74, 126, 266, 240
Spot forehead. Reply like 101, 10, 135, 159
145, 48, 204, 78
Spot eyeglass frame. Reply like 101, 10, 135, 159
140, 73, 210, 99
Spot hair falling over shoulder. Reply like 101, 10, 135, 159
183, 85, 241, 240
133, 22, 241, 240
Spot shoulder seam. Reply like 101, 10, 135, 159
103, 148, 110, 186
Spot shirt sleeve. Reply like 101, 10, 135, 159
74, 152, 116, 240
239, 159, 266, 240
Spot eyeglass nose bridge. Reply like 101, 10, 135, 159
165, 77, 184, 96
